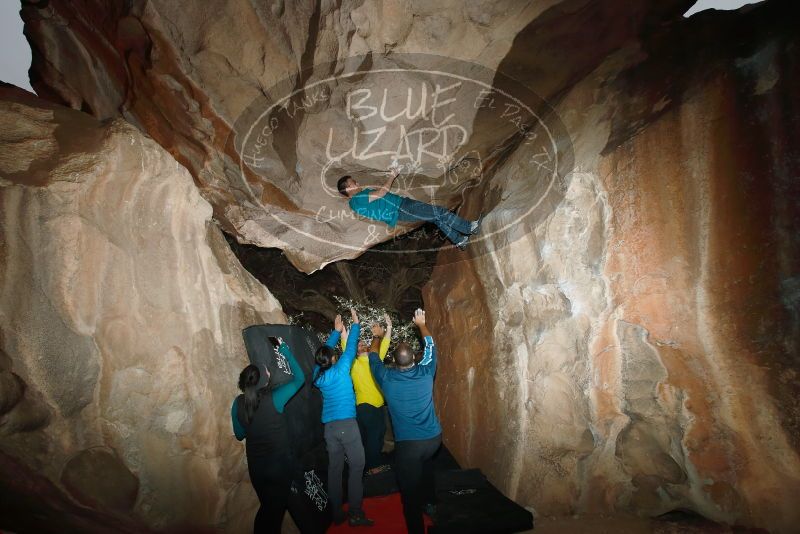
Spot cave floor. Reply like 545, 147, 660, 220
281, 511, 768, 533
531, 514, 768, 534
284, 514, 767, 534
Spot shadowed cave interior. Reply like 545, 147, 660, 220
0, 0, 799, 533
224, 225, 443, 333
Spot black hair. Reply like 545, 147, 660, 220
337, 175, 353, 197
238, 364, 261, 426
394, 342, 414, 367
314, 345, 335, 384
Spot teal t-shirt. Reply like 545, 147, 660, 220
349, 189, 403, 228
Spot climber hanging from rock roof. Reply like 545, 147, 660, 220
337, 167, 482, 250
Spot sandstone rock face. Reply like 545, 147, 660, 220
423, 3, 800, 533
12, 0, 800, 532
21, 0, 692, 272
0, 87, 284, 532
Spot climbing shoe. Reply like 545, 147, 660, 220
348, 510, 375, 527
469, 214, 484, 234
455, 235, 470, 250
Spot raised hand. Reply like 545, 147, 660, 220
371, 323, 385, 337
413, 308, 426, 326
351, 307, 360, 324
334, 314, 344, 332
384, 313, 392, 328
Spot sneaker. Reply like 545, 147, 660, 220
455, 235, 469, 250
348, 510, 375, 527
366, 464, 391, 475
469, 214, 484, 235
424, 503, 438, 522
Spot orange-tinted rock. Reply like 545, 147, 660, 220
424, 2, 800, 532
20, 0, 692, 272
8, 0, 799, 532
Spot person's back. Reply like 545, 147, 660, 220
342, 321, 393, 473
377, 355, 440, 441
312, 312, 374, 527
368, 309, 442, 534
351, 355, 383, 405
314, 324, 360, 423
235, 389, 291, 458
231, 341, 306, 534
341, 327, 391, 408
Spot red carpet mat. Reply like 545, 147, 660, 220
326, 493, 432, 534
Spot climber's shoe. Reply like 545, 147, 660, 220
348, 510, 375, 527
455, 235, 470, 251
469, 214, 484, 235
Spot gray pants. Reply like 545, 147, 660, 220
324, 418, 365, 515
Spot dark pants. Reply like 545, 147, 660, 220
357, 403, 387, 470
396, 197, 471, 244
394, 434, 442, 534
324, 418, 366, 516
248, 455, 292, 534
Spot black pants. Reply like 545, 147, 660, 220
248, 455, 293, 534
394, 434, 442, 534
356, 403, 386, 470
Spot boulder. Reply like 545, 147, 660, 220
0, 86, 284, 532
423, 2, 800, 532
21, 0, 691, 272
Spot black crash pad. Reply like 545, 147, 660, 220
241, 324, 331, 533
429, 468, 534, 534
242, 325, 295, 388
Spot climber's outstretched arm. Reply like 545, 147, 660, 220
368, 168, 400, 202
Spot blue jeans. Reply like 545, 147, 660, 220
396, 197, 471, 244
